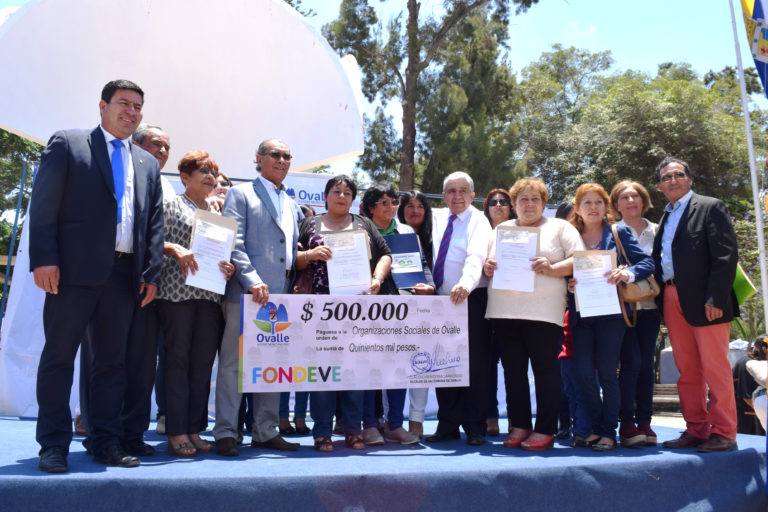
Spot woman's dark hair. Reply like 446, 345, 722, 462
323, 174, 358, 209
360, 182, 398, 219
751, 335, 768, 361
397, 190, 434, 267
555, 201, 574, 220
299, 204, 315, 217
482, 188, 516, 224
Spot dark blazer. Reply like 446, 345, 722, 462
29, 126, 163, 294
652, 192, 738, 327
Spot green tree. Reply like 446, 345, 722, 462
358, 107, 400, 183
558, 68, 767, 218
732, 218, 768, 341
417, 7, 523, 196
515, 44, 613, 197
323, 0, 539, 190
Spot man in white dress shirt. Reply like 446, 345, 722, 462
424, 172, 493, 446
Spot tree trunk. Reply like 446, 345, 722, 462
399, 0, 420, 191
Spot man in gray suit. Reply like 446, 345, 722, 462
213, 138, 303, 456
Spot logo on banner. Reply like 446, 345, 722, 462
254, 302, 291, 335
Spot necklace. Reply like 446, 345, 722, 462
182, 192, 207, 210
324, 213, 350, 230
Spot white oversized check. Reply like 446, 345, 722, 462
239, 294, 469, 392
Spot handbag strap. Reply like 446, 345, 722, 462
610, 223, 629, 266
611, 224, 638, 327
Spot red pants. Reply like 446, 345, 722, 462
664, 285, 737, 439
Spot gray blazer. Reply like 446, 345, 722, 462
222, 177, 303, 303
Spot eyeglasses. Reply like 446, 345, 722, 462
375, 198, 399, 207
197, 166, 218, 177
266, 150, 292, 161
659, 171, 687, 183
488, 198, 510, 207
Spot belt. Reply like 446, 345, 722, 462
114, 251, 133, 259
664, 278, 675, 286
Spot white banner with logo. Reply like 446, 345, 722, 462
239, 294, 469, 392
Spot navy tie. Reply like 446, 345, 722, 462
110, 139, 125, 224
433, 214, 457, 290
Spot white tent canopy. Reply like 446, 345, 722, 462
0, 0, 364, 178
0, 0, 364, 417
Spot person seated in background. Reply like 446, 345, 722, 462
734, 335, 768, 435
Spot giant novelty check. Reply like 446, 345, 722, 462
239, 294, 469, 392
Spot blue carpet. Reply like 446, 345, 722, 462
0, 417, 764, 512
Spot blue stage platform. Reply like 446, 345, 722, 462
0, 417, 764, 512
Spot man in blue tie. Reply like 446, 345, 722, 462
29, 80, 164, 472
425, 171, 493, 446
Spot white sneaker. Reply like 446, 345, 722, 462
156, 415, 166, 435
362, 426, 385, 446
385, 426, 420, 445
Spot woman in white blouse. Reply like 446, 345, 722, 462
483, 178, 584, 451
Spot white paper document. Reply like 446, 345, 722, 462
573, 250, 620, 317
185, 210, 237, 295
492, 226, 539, 292
324, 230, 372, 295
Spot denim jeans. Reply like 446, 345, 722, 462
279, 392, 309, 420
310, 390, 363, 438
560, 358, 591, 438
572, 315, 627, 438
363, 389, 406, 430
619, 309, 661, 425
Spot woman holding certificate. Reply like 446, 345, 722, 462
610, 180, 661, 446
484, 178, 583, 451
568, 183, 654, 452
358, 183, 433, 446
295, 175, 393, 452
156, 151, 236, 458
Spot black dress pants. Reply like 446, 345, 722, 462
36, 256, 136, 454
435, 287, 492, 437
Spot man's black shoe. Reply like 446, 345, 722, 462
93, 444, 140, 467
122, 439, 155, 456
38, 446, 68, 473
424, 431, 461, 443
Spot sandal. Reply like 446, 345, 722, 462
314, 436, 334, 452
345, 433, 366, 450
189, 436, 212, 453
571, 435, 599, 448
592, 437, 617, 452
168, 442, 196, 458
294, 420, 311, 436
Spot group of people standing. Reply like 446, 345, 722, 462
30, 79, 741, 474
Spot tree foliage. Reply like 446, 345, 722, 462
323, 0, 539, 190
517, 46, 768, 219
732, 218, 768, 341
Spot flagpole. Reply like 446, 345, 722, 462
728, 0, 768, 332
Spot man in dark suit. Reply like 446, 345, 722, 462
30, 79, 164, 472
652, 157, 739, 452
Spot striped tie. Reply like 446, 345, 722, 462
433, 214, 457, 290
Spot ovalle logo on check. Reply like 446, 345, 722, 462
254, 302, 291, 335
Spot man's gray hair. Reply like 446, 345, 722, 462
254, 138, 289, 172
132, 123, 165, 144
443, 171, 474, 193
